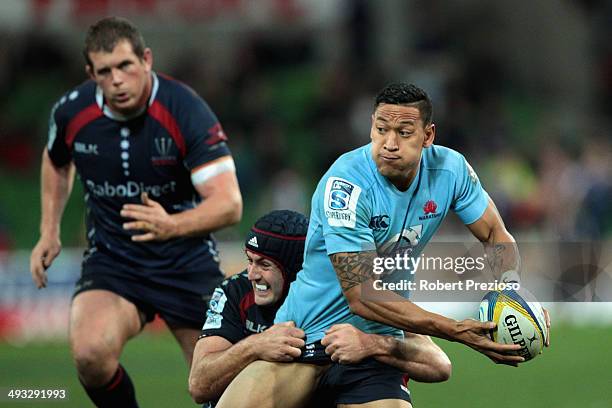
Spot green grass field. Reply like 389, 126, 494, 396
0, 325, 610, 407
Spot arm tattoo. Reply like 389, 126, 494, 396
330, 251, 377, 292
485, 242, 520, 278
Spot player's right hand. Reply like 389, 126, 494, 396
253, 321, 305, 362
30, 235, 62, 289
454, 319, 525, 366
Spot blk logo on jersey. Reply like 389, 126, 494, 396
369, 215, 390, 231
324, 177, 362, 228
419, 200, 441, 220
74, 142, 99, 155
245, 319, 267, 333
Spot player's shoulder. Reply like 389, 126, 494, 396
50, 80, 98, 121
154, 72, 204, 106
321, 144, 376, 190
422, 144, 468, 173
217, 271, 251, 299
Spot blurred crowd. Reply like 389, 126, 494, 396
0, 0, 610, 249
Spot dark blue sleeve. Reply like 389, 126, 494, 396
46, 97, 72, 167
178, 89, 232, 171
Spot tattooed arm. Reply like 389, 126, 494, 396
330, 251, 524, 365
465, 197, 521, 282
466, 197, 551, 345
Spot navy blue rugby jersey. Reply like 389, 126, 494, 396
47, 72, 232, 271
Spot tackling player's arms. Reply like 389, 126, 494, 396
189, 322, 304, 404
321, 324, 452, 383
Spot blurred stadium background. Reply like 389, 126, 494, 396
0, 0, 610, 407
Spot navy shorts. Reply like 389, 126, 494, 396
74, 250, 223, 328
302, 342, 412, 405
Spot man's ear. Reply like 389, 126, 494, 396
423, 123, 435, 147
142, 48, 153, 72
85, 64, 94, 80
370, 113, 376, 141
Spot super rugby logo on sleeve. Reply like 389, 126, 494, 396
202, 288, 227, 330
208, 288, 227, 314
324, 177, 362, 228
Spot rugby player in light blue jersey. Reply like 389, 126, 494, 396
217, 83, 550, 408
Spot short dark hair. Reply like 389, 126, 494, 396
83, 17, 146, 67
375, 83, 433, 125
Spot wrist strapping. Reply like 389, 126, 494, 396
501, 269, 521, 284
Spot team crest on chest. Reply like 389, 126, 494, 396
419, 200, 442, 220
152, 137, 177, 165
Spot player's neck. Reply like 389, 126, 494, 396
135, 73, 153, 110
387, 167, 417, 191
106, 73, 153, 118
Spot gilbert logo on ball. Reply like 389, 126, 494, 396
479, 289, 548, 361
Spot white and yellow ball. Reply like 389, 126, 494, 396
478, 289, 548, 361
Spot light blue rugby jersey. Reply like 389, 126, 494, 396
275, 143, 489, 342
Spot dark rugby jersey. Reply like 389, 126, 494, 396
47, 73, 231, 270
200, 271, 275, 344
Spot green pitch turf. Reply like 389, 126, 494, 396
0, 325, 609, 407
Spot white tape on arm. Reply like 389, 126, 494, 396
191, 157, 236, 186
501, 269, 521, 284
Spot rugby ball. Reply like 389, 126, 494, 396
478, 289, 548, 361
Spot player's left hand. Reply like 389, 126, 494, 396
121, 193, 178, 241
321, 323, 374, 364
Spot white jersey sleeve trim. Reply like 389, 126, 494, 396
191, 157, 235, 186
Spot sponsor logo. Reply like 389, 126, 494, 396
303, 343, 316, 358
74, 142, 99, 155
369, 215, 390, 231
152, 137, 177, 165
245, 319, 267, 333
85, 179, 177, 198
419, 200, 442, 220
248, 236, 259, 248
324, 177, 362, 228
527, 333, 538, 346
